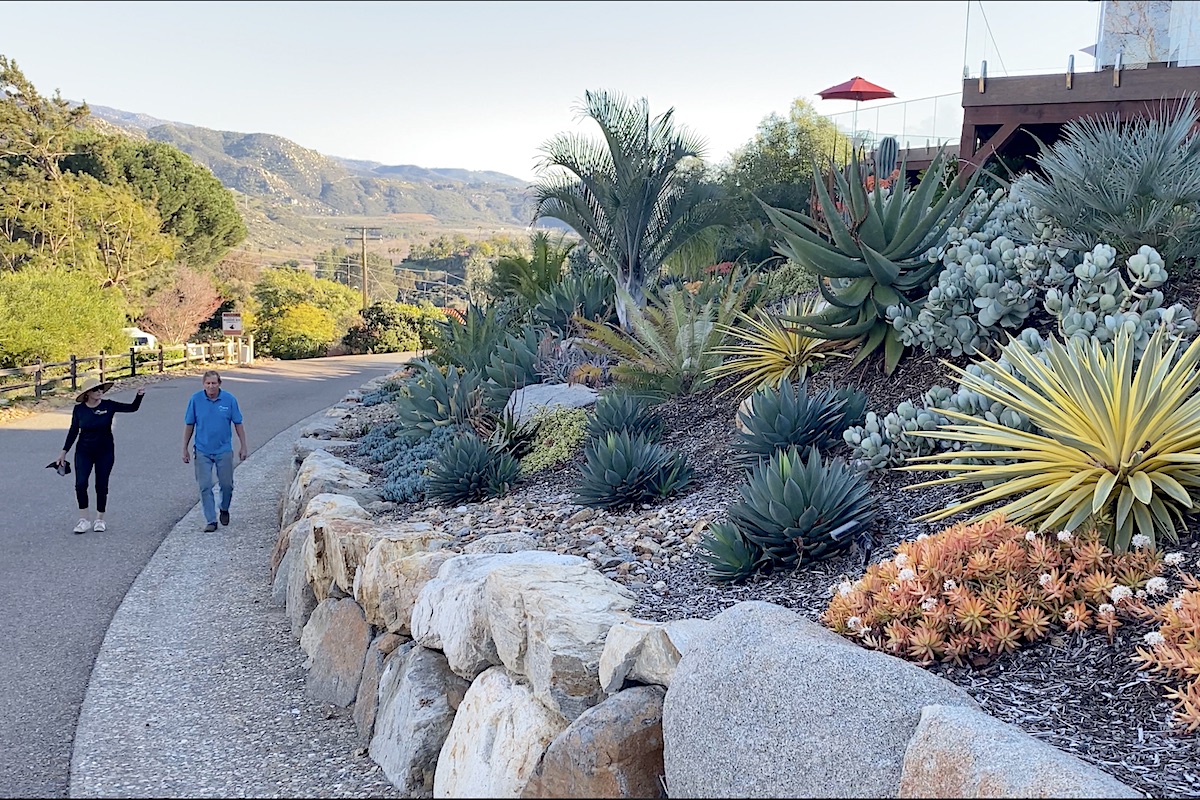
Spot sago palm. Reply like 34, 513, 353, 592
905, 326, 1200, 552
532, 89, 728, 328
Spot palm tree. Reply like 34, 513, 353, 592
532, 89, 727, 328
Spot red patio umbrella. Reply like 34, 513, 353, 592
818, 76, 896, 152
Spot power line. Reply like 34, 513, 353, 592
975, 0, 1009, 75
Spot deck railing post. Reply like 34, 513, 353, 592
158, 345, 165, 373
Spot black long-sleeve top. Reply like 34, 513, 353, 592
62, 395, 143, 452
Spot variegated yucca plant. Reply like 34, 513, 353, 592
904, 326, 1200, 552
706, 295, 850, 396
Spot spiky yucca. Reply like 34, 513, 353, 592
585, 392, 665, 442
707, 296, 849, 395
733, 381, 862, 469
699, 520, 764, 583
425, 432, 520, 505
574, 431, 692, 509
905, 326, 1200, 553
728, 446, 876, 567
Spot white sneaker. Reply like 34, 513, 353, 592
73, 518, 90, 534
93, 519, 106, 532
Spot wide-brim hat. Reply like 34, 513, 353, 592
76, 378, 114, 403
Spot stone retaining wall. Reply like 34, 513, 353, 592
270, 378, 1143, 799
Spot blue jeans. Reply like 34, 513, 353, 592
194, 450, 234, 525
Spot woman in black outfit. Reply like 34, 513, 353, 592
56, 378, 145, 534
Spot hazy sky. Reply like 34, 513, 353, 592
1, 1, 1101, 181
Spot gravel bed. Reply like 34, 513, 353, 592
331, 358, 1200, 799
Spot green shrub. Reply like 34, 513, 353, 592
0, 270, 128, 368
426, 432, 521, 505
342, 300, 444, 354
585, 392, 665, 442
268, 303, 337, 359
520, 407, 589, 475
574, 431, 692, 509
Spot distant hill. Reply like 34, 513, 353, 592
81, 103, 540, 252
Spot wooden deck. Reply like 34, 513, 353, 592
957, 63, 1200, 180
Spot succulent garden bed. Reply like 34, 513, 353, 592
339, 100, 1200, 798
343, 356, 1199, 799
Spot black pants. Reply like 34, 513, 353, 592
75, 444, 115, 513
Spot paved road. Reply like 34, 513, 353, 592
0, 354, 410, 799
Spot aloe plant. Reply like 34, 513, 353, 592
762, 148, 1000, 373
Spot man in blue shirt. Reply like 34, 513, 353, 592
182, 370, 249, 532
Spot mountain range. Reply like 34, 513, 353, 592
83, 103, 540, 253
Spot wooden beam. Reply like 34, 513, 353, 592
961, 64, 1200, 108
958, 121, 1020, 184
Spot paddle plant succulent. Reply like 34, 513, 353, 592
904, 326, 1200, 553
762, 147, 1000, 373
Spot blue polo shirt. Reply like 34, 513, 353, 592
185, 389, 243, 455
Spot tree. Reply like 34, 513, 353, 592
0, 55, 89, 181
271, 303, 337, 359
139, 268, 223, 344
716, 98, 850, 265
65, 137, 246, 269
341, 300, 444, 354
532, 89, 728, 327
250, 266, 359, 356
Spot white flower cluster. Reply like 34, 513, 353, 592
1038, 572, 1053, 587
898, 568, 917, 583
1132, 534, 1151, 549
838, 581, 854, 597
1056, 530, 1073, 542
1109, 585, 1134, 604
1025, 531, 1038, 542
921, 597, 939, 612
1164, 552, 1184, 567
1099, 603, 1116, 614
1146, 577, 1170, 596
1143, 631, 1166, 647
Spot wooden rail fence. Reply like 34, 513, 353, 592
0, 340, 248, 399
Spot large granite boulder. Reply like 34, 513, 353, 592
662, 601, 978, 799
504, 383, 598, 426
899, 704, 1141, 798
522, 685, 666, 799
299, 597, 372, 707
434, 667, 568, 798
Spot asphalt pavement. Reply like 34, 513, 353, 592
0, 354, 411, 799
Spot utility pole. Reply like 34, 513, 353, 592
344, 226, 382, 309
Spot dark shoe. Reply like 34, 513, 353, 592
219, 509, 230, 526
203, 522, 218, 532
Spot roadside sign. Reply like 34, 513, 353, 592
222, 313, 243, 337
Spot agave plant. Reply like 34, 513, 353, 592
426, 302, 509, 374
727, 446, 876, 567
904, 326, 1200, 552
585, 392, 665, 442
574, 431, 692, 509
733, 381, 864, 469
532, 270, 619, 335
487, 409, 540, 461
485, 323, 549, 404
698, 520, 764, 583
707, 295, 850, 395
394, 360, 498, 435
426, 432, 521, 505
762, 148, 1000, 373
578, 279, 747, 396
